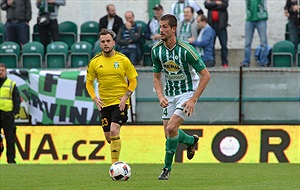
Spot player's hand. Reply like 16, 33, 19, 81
159, 97, 169, 108
182, 99, 197, 117
93, 97, 104, 111
119, 96, 127, 111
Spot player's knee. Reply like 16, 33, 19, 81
166, 125, 177, 135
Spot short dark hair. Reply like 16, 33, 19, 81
198, 14, 208, 23
160, 14, 177, 28
99, 28, 116, 39
0, 63, 7, 69
184, 6, 194, 14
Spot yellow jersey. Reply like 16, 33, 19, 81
86, 51, 138, 107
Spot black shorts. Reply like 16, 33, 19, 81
100, 104, 128, 132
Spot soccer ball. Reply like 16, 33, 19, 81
109, 161, 131, 181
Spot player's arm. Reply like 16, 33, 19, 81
183, 68, 210, 116
193, 68, 210, 102
119, 77, 137, 111
86, 80, 104, 111
153, 72, 168, 108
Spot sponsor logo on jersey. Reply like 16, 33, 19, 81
163, 61, 181, 73
165, 73, 186, 81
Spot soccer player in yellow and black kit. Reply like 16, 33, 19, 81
86, 29, 138, 163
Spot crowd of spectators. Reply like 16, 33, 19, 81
0, 0, 299, 68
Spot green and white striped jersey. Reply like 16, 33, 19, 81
151, 39, 206, 96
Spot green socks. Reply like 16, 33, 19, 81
178, 129, 194, 146
164, 135, 179, 171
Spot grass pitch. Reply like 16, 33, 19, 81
0, 163, 299, 190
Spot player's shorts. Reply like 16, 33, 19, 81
162, 91, 195, 120
100, 104, 128, 132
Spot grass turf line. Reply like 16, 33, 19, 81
0, 163, 299, 190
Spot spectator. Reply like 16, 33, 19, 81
0, 0, 32, 47
99, 4, 123, 35
116, 11, 142, 65
241, 0, 268, 67
177, 6, 198, 43
0, 63, 21, 164
204, 0, 229, 68
144, 4, 164, 50
36, 0, 66, 50
284, 0, 300, 52
188, 15, 216, 67
170, 0, 203, 22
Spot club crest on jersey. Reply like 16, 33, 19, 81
114, 62, 119, 68
163, 61, 181, 73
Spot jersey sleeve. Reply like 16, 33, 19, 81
125, 57, 138, 79
86, 60, 96, 82
151, 47, 162, 73
186, 43, 206, 72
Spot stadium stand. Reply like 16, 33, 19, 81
271, 40, 294, 67
45, 41, 68, 68
59, 21, 78, 50
21, 41, 44, 69
0, 41, 20, 68
32, 24, 42, 43
80, 21, 99, 46
296, 43, 300, 67
0, 22, 5, 44
70, 41, 92, 68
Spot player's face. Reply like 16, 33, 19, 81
99, 34, 115, 54
0, 66, 6, 79
159, 20, 176, 41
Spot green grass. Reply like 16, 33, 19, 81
0, 163, 299, 190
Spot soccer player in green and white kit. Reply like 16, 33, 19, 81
152, 14, 210, 180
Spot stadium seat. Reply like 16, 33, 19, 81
45, 41, 68, 68
296, 43, 300, 67
143, 42, 152, 66
80, 21, 99, 46
271, 40, 294, 67
0, 42, 20, 68
92, 39, 102, 56
0, 22, 5, 44
59, 21, 78, 50
32, 24, 43, 43
285, 22, 289, 41
21, 41, 44, 68
70, 41, 92, 68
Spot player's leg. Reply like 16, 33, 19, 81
100, 107, 112, 143
159, 114, 183, 180
110, 122, 121, 164
110, 105, 128, 163
176, 92, 199, 159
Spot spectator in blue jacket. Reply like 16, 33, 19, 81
116, 11, 142, 65
188, 15, 216, 67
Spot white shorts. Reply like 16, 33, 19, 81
162, 91, 195, 120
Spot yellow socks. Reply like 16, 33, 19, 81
110, 135, 121, 163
